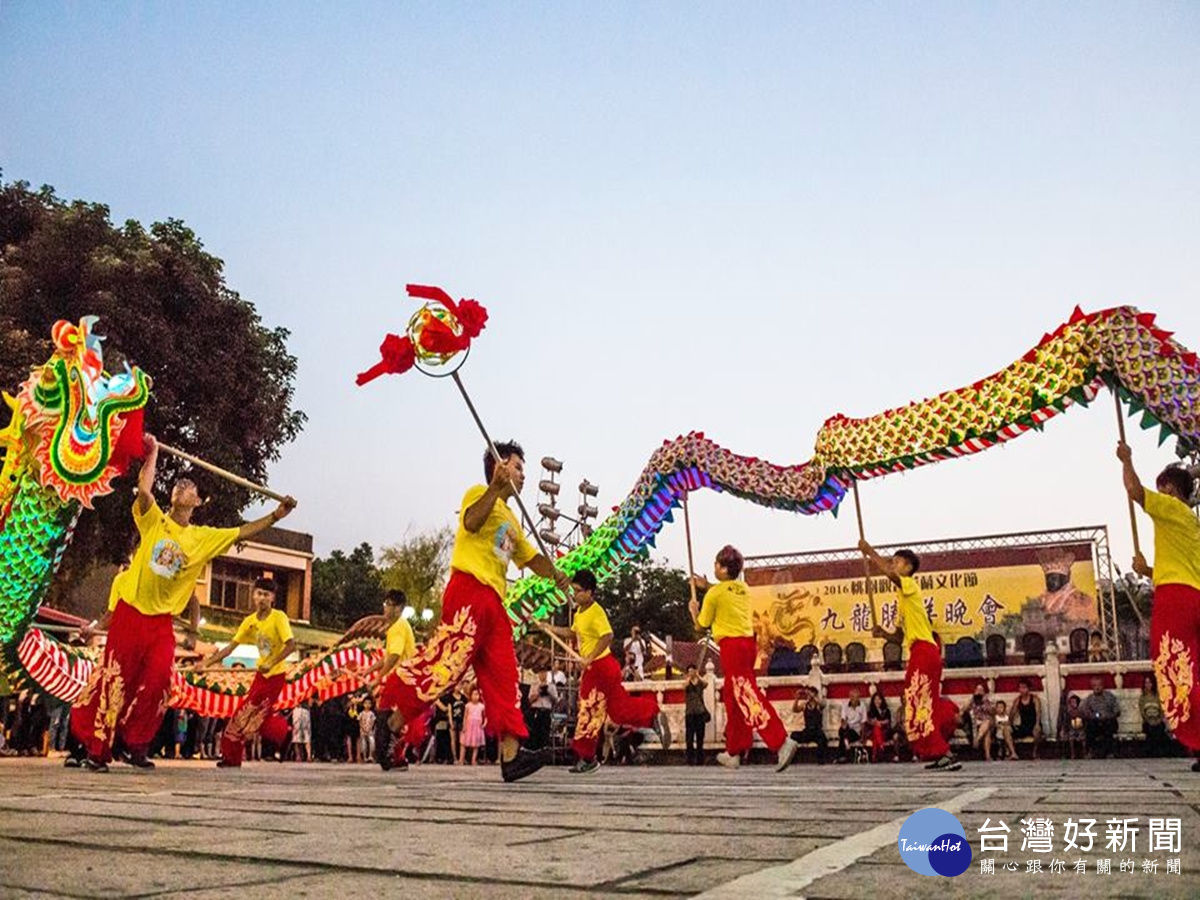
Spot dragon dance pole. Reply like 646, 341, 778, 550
1112, 389, 1143, 560
157, 442, 289, 504
448, 371, 584, 664
851, 479, 881, 631
683, 493, 712, 671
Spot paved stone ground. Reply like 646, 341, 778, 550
1, 756, 1198, 898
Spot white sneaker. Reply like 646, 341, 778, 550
716, 752, 741, 768
775, 737, 800, 773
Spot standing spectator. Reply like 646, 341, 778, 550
788, 688, 828, 764
550, 660, 568, 690
837, 688, 866, 762
622, 651, 639, 682
1087, 631, 1113, 663
174, 709, 189, 760
461, 688, 487, 765
1140, 675, 1170, 757
527, 672, 556, 751
449, 685, 467, 763
46, 697, 71, 756
1079, 675, 1121, 759
359, 699, 377, 763
866, 692, 897, 762
1058, 693, 1086, 759
623, 626, 648, 680
684, 664, 709, 766
345, 696, 361, 763
291, 703, 311, 762
432, 692, 453, 763
962, 684, 995, 759
990, 700, 1018, 761
1009, 679, 1043, 759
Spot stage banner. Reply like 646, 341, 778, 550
744, 542, 1097, 664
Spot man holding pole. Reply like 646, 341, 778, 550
1116, 442, 1200, 769
858, 540, 960, 771
70, 435, 296, 772
541, 569, 671, 774
383, 441, 572, 783
359, 589, 417, 770
193, 577, 296, 767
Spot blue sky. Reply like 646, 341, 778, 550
2, 3, 1197, 577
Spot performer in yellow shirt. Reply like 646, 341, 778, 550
689, 545, 799, 772
860, 540, 961, 772
542, 570, 671, 774
1118, 441, 1200, 768
70, 435, 295, 772
192, 578, 297, 767
384, 441, 571, 783
359, 590, 416, 771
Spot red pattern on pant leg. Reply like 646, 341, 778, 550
221, 672, 289, 765
69, 601, 173, 763
1151, 583, 1200, 752
570, 655, 657, 759
904, 639, 950, 760
470, 581, 529, 741
572, 662, 609, 760
719, 636, 786, 754
119, 614, 177, 756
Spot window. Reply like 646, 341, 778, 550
209, 560, 254, 612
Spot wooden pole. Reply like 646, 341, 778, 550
157, 443, 289, 503
1113, 389, 1143, 558
851, 479, 881, 630
683, 493, 713, 672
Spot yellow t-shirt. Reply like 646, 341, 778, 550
111, 500, 240, 616
697, 580, 753, 640
572, 602, 613, 661
232, 609, 294, 677
896, 575, 934, 649
1145, 490, 1200, 590
385, 617, 416, 662
449, 485, 538, 598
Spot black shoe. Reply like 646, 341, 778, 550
81, 758, 109, 773
1190, 760, 1200, 773
501, 747, 552, 783
63, 756, 82, 769
376, 716, 396, 771
216, 760, 241, 768
125, 753, 156, 769
926, 753, 958, 771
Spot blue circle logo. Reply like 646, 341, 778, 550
897, 808, 972, 877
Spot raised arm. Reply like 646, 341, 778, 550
1116, 442, 1146, 508
857, 539, 901, 587
238, 497, 297, 541
136, 435, 159, 515
464, 459, 516, 533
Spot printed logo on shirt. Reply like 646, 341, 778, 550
898, 808, 972, 877
493, 521, 517, 563
148, 539, 188, 578
257, 634, 274, 662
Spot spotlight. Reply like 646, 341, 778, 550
578, 479, 599, 497
538, 480, 561, 496
539, 529, 562, 546
538, 503, 562, 521
541, 457, 564, 473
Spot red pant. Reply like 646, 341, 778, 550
903, 639, 957, 760
220, 671, 290, 765
719, 636, 787, 754
381, 571, 527, 740
70, 600, 175, 763
572, 654, 659, 760
1151, 583, 1200, 752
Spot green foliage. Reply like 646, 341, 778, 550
0, 178, 305, 598
594, 554, 696, 643
310, 543, 385, 631
378, 527, 452, 634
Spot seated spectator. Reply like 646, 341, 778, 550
1087, 631, 1113, 663
865, 692, 898, 762
1139, 675, 1171, 757
837, 687, 867, 762
789, 687, 828, 764
1009, 679, 1043, 758
962, 683, 994, 759
1059, 693, 1085, 759
1079, 675, 1120, 759
990, 700, 1018, 761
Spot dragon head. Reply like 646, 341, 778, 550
4, 317, 151, 509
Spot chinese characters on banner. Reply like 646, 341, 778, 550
745, 539, 1098, 659
975, 817, 1182, 876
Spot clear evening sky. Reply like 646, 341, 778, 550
2, 3, 1197, 579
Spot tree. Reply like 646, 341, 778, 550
0, 178, 305, 604
310, 543, 384, 631
595, 555, 696, 644
378, 527, 452, 637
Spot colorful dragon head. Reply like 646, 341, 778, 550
2, 316, 151, 511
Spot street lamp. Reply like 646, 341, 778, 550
420, 608, 434, 622
401, 606, 416, 620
